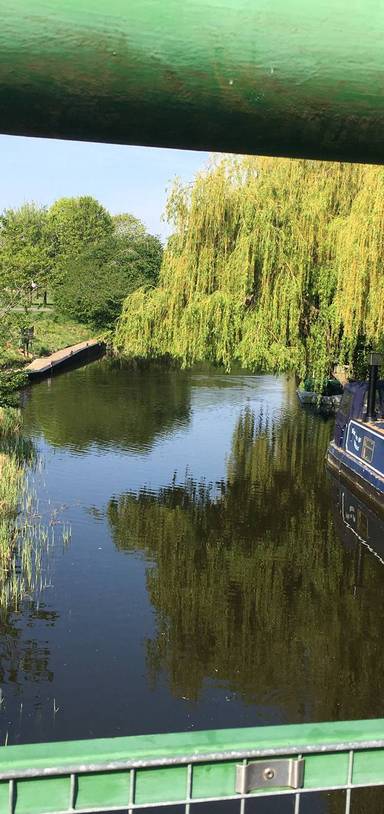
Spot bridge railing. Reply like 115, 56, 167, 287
1, 719, 384, 813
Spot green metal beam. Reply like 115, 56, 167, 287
1, 719, 384, 812
1, 1, 384, 162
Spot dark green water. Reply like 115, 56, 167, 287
1, 359, 384, 812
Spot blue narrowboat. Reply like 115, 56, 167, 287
327, 354, 384, 511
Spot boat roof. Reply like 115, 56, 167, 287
344, 379, 384, 394
356, 419, 384, 435
339, 380, 384, 423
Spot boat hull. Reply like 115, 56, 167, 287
327, 441, 384, 513
329, 471, 384, 561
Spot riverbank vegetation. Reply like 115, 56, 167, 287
115, 157, 384, 386
0, 406, 64, 609
0, 197, 162, 402
0, 407, 28, 603
28, 313, 92, 358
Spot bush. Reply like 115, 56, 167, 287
0, 369, 28, 407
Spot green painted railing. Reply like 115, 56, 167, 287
1, 1, 384, 163
1, 719, 384, 813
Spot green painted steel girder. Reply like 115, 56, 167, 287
1, 719, 384, 812
1, 1, 384, 162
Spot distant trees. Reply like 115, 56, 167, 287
53, 210, 162, 328
0, 196, 163, 337
0, 203, 50, 345
47, 196, 114, 262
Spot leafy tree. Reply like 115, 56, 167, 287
55, 215, 162, 328
112, 214, 162, 286
0, 203, 50, 349
113, 213, 146, 239
114, 157, 384, 386
0, 203, 50, 297
47, 196, 113, 265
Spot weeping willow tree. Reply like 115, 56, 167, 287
115, 157, 384, 385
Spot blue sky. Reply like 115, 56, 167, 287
0, 135, 210, 241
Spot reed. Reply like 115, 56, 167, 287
0, 407, 66, 609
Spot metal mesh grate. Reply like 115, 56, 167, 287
3, 738, 384, 814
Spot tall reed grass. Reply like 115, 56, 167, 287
0, 406, 67, 609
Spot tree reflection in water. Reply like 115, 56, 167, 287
23, 359, 191, 452
108, 407, 384, 725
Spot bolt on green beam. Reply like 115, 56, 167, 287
1, 1, 384, 162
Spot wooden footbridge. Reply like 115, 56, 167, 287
1, 0, 384, 809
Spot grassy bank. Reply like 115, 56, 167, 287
30, 312, 93, 357
2, 312, 92, 365
0, 312, 93, 404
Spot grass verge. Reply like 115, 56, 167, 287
0, 312, 93, 403
30, 312, 93, 357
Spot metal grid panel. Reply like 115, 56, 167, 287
2, 739, 384, 814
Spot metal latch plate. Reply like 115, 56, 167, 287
236, 758, 305, 793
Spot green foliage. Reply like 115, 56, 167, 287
31, 313, 92, 357
55, 214, 162, 328
0, 369, 28, 407
115, 157, 384, 386
0, 203, 51, 344
0, 406, 22, 436
0, 195, 161, 368
47, 195, 113, 262
0, 203, 50, 294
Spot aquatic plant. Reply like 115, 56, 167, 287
0, 405, 22, 435
115, 157, 384, 386
0, 408, 67, 609
0, 453, 21, 571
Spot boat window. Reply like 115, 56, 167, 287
362, 436, 375, 463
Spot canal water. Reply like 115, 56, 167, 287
2, 359, 384, 811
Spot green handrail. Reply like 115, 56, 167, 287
1, 719, 384, 812
1, 1, 384, 162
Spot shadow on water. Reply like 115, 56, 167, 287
22, 358, 192, 452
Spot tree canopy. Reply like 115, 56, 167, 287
114, 157, 384, 385
0, 203, 50, 344
47, 195, 113, 261
54, 212, 162, 328
0, 195, 162, 344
